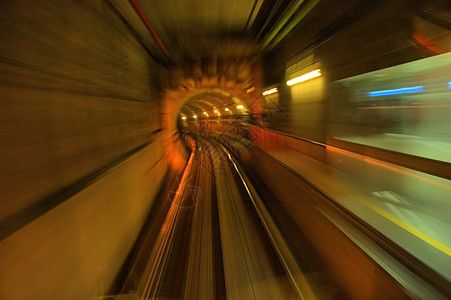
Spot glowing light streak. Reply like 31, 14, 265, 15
287, 69, 321, 86
368, 86, 423, 97
262, 88, 278, 96
237, 105, 244, 109
224, 108, 230, 112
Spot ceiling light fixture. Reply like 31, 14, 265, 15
287, 69, 321, 86
262, 88, 278, 96
246, 86, 256, 93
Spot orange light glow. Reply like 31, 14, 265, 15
246, 86, 256, 93
181, 116, 186, 120
224, 108, 230, 112
237, 105, 244, 109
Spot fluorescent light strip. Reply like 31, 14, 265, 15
262, 88, 278, 96
287, 69, 321, 86
368, 86, 423, 97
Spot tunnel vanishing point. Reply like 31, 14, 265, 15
1, 0, 451, 299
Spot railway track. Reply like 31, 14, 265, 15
135, 134, 308, 299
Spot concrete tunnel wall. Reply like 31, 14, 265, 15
0, 1, 168, 299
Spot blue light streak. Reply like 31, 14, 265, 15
448, 82, 451, 89
368, 86, 423, 97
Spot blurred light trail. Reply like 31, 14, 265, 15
287, 69, 321, 86
262, 88, 278, 96
237, 105, 244, 109
368, 86, 423, 97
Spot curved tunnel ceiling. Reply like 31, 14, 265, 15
179, 91, 248, 119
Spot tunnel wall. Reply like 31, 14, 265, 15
260, 0, 421, 143
0, 0, 167, 298
0, 138, 166, 300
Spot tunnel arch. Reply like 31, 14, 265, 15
161, 69, 262, 169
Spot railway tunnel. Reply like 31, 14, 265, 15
1, 0, 450, 299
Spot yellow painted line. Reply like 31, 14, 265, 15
371, 205, 451, 256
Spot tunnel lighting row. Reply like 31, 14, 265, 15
181, 105, 246, 120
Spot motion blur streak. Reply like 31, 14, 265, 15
286, 69, 321, 86
327, 146, 451, 255
141, 138, 196, 299
371, 204, 451, 256
327, 146, 451, 191
1, 0, 450, 299
368, 86, 424, 97
262, 87, 278, 95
